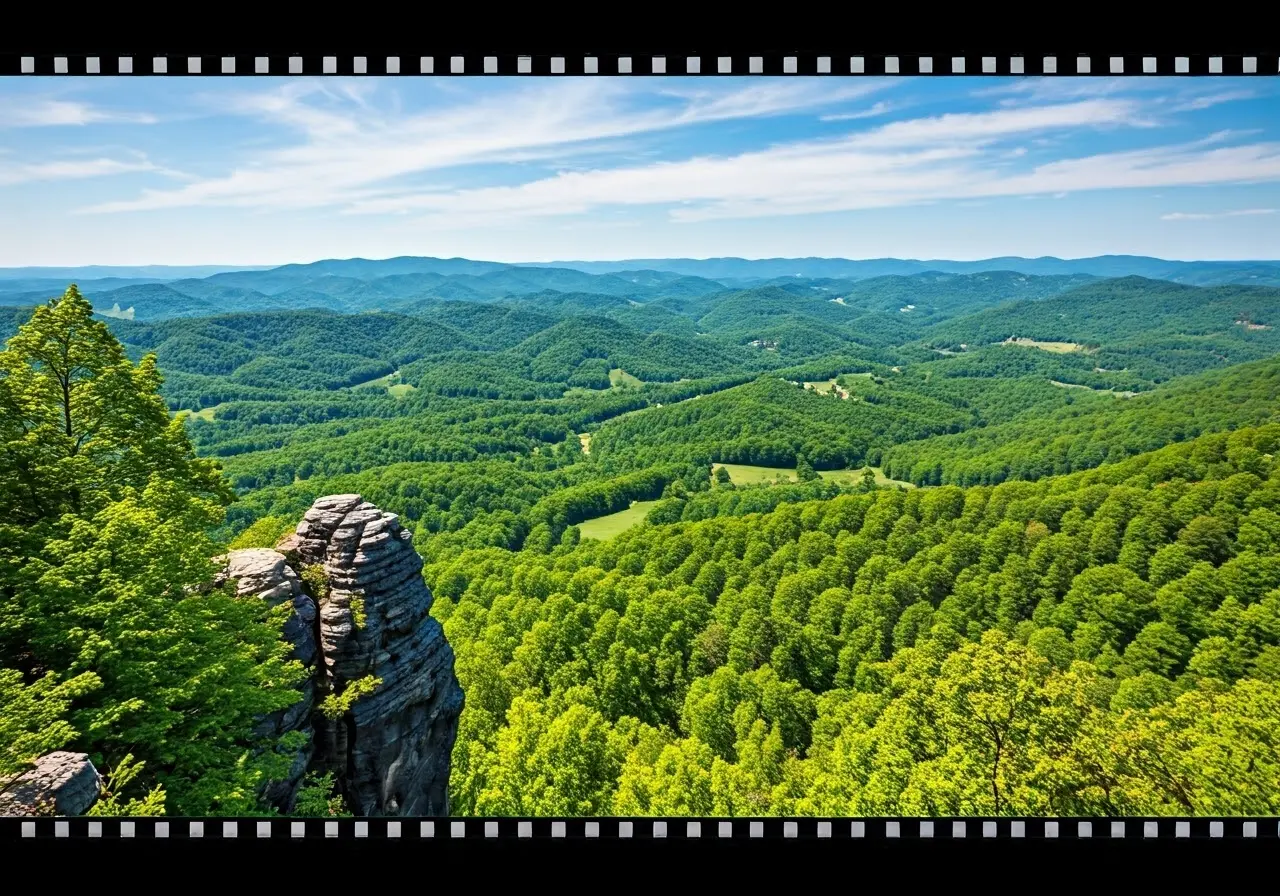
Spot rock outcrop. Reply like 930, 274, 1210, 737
221, 494, 464, 817
279, 494, 464, 816
0, 752, 103, 816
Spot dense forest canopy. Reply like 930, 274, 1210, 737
2, 255, 1279, 818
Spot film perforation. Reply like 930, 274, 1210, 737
7, 816, 1278, 841
6, 52, 1279, 77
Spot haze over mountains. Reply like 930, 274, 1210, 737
3, 254, 1279, 322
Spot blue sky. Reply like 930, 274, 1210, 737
1, 75, 1278, 266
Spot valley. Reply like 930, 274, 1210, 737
4, 254, 1280, 819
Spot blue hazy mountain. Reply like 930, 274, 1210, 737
3, 255, 1280, 322
6, 254, 1280, 292
527, 255, 1280, 286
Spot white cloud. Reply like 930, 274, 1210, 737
820, 101, 893, 122
1170, 90, 1256, 112
333, 99, 1212, 225
77, 78, 897, 215
839, 98, 1147, 148
973, 77, 1153, 106
43, 78, 1280, 240
0, 157, 161, 186
0, 98, 157, 128
1161, 208, 1277, 221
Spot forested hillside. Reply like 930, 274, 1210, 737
880, 356, 1280, 486
927, 277, 1280, 382
3, 258, 1280, 819
433, 425, 1280, 816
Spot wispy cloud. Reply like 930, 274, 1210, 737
13, 75, 1274, 257
973, 77, 1142, 104
76, 79, 896, 215
332, 99, 1214, 225
0, 156, 161, 186
334, 122, 1280, 229
0, 98, 157, 128
1161, 208, 1277, 221
1169, 90, 1256, 112
820, 101, 894, 122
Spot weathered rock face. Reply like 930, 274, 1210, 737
0, 752, 103, 816
4, 496, 461, 820
278, 494, 464, 816
217, 548, 318, 810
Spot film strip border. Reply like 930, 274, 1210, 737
3, 53, 1279, 76
5, 816, 1277, 841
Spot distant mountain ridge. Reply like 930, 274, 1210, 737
3, 253, 1280, 291
4, 255, 1280, 325
527, 255, 1280, 285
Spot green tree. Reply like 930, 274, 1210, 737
0, 285, 228, 529
0, 289, 304, 815
860, 468, 877, 493
796, 455, 820, 483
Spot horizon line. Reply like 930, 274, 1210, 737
4, 252, 1280, 274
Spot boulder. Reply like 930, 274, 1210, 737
0, 752, 103, 816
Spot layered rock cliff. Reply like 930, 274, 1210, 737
5, 494, 461, 818
268, 494, 464, 816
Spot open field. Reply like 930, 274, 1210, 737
713, 463, 798, 485
578, 500, 660, 541
712, 462, 915, 489
805, 371, 872, 394
1002, 337, 1088, 354
176, 404, 222, 422
350, 369, 415, 397
609, 368, 644, 388
819, 466, 916, 489
1049, 379, 1137, 399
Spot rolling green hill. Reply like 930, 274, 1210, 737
927, 277, 1280, 382
8, 263, 1280, 821
880, 355, 1280, 486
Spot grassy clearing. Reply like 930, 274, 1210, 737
714, 463, 797, 485
578, 500, 660, 541
350, 369, 414, 397
805, 371, 873, 394
1002, 337, 1088, 354
176, 404, 222, 422
1049, 380, 1137, 399
609, 368, 644, 388
819, 466, 917, 489
578, 433, 592, 454
712, 462, 915, 489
